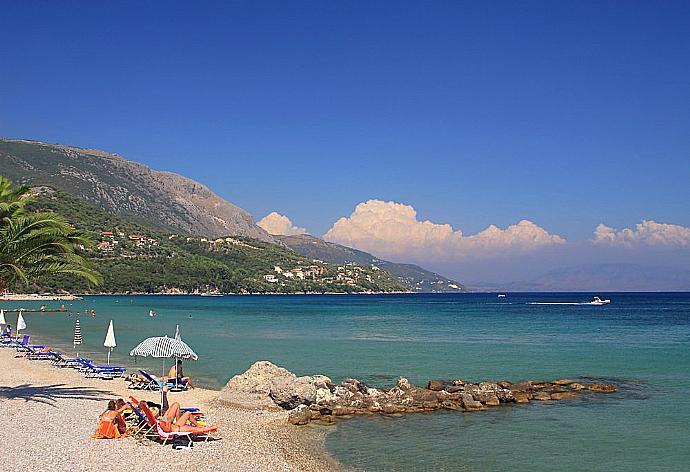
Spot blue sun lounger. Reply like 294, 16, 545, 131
23, 346, 58, 360
49, 352, 89, 368
132, 370, 189, 391
77, 359, 127, 378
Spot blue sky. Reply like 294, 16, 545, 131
1, 1, 689, 279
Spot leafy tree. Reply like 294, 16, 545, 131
0, 177, 102, 292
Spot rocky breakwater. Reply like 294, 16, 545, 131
217, 361, 617, 426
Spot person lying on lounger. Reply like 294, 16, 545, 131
156, 386, 216, 433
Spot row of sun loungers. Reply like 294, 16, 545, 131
2, 334, 189, 390
2, 334, 128, 380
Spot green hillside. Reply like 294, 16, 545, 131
275, 234, 465, 292
21, 189, 408, 294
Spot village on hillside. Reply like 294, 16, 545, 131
92, 229, 401, 293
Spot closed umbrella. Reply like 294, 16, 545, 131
0, 309, 6, 330
129, 335, 198, 404
73, 319, 82, 357
173, 324, 181, 385
104, 320, 116, 365
17, 312, 27, 339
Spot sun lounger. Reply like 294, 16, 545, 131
147, 370, 189, 391
138, 400, 216, 447
76, 359, 126, 378
133, 370, 189, 391
126, 396, 207, 442
126, 372, 150, 390
9, 335, 31, 351
122, 403, 157, 440
49, 352, 87, 368
24, 346, 59, 360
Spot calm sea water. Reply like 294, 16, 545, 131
3, 293, 689, 471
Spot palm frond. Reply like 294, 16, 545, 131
0, 177, 102, 289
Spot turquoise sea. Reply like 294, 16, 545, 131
2, 293, 689, 471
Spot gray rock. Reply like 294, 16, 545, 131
287, 405, 312, 425
217, 360, 296, 409
473, 392, 500, 406
495, 389, 515, 403
269, 375, 317, 409
427, 380, 449, 391
222, 361, 296, 394
461, 393, 484, 411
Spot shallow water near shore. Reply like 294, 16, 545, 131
3, 292, 689, 471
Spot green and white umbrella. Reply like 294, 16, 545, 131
129, 336, 197, 360
73, 318, 82, 357
129, 335, 198, 402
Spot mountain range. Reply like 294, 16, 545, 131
1, 137, 463, 292
0, 138, 272, 241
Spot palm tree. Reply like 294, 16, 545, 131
0, 177, 102, 292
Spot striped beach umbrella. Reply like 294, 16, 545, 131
130, 335, 198, 402
73, 319, 82, 357
129, 336, 198, 360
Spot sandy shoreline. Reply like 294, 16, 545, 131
0, 347, 343, 472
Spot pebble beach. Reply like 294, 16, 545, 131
0, 347, 341, 472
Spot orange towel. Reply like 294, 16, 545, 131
91, 416, 128, 439
92, 419, 121, 439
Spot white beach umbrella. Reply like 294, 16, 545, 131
73, 319, 82, 357
16, 312, 27, 338
104, 320, 116, 365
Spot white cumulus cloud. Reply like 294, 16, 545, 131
257, 212, 307, 236
593, 220, 690, 247
323, 199, 565, 261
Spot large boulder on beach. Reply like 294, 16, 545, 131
224, 361, 296, 394
217, 361, 334, 410
217, 361, 298, 409
269, 376, 318, 409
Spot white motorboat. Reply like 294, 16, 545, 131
589, 296, 611, 305
497, 294, 506, 298
149, 309, 157, 317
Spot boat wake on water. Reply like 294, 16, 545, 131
529, 302, 598, 305
528, 297, 611, 306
